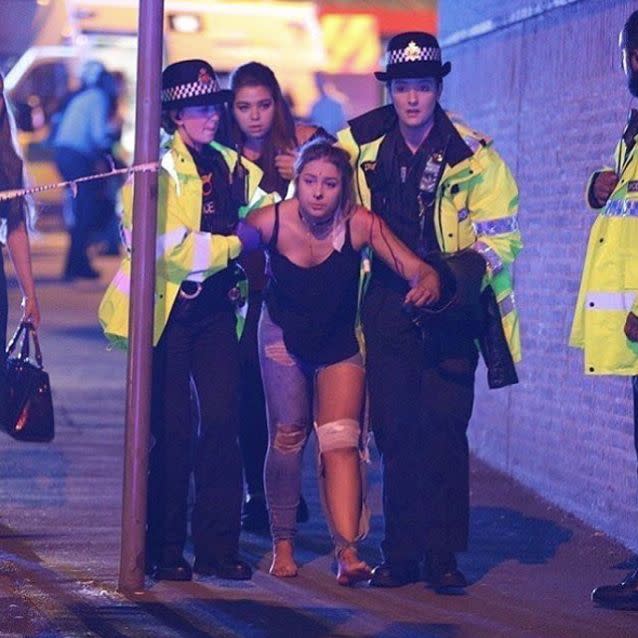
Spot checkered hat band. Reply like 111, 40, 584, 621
386, 45, 441, 66
161, 78, 221, 103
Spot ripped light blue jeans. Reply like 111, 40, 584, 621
258, 305, 369, 551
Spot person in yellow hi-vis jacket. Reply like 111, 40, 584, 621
337, 32, 521, 593
99, 60, 267, 583
570, 11, 638, 611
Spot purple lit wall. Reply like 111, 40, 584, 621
439, 0, 638, 551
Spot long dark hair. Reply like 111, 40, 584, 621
0, 74, 28, 240
228, 62, 297, 165
294, 138, 355, 216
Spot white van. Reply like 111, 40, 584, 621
4, 0, 327, 208
5, 37, 137, 209
70, 0, 326, 114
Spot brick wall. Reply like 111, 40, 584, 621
438, 0, 547, 40
438, 0, 638, 551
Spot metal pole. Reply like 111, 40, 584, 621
118, 0, 164, 595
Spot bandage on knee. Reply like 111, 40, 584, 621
315, 418, 360, 453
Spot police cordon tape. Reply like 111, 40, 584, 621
0, 160, 160, 203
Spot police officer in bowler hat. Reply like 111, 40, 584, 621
100, 59, 265, 581
338, 32, 522, 591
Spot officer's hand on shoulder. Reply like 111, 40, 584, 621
592, 171, 619, 207
624, 311, 638, 343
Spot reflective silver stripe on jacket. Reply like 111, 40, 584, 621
602, 199, 638, 217
472, 240, 503, 275
113, 271, 130, 295
121, 226, 187, 259
473, 215, 519, 236
499, 292, 516, 317
191, 232, 215, 275
157, 227, 188, 259
585, 291, 637, 311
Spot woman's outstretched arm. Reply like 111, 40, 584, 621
350, 205, 440, 307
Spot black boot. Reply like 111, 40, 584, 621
193, 556, 252, 580
424, 551, 467, 593
592, 569, 638, 610
241, 493, 270, 534
369, 561, 421, 588
151, 549, 193, 582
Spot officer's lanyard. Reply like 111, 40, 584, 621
416, 136, 450, 255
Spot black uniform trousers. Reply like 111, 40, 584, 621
238, 290, 268, 498
362, 280, 478, 565
147, 278, 243, 565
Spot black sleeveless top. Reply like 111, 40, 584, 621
264, 203, 361, 365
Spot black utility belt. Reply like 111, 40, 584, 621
178, 277, 231, 300
179, 280, 204, 299
177, 264, 245, 307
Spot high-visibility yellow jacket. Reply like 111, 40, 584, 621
569, 133, 638, 375
337, 105, 522, 361
98, 133, 268, 349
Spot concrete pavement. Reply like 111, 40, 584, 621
0, 230, 636, 637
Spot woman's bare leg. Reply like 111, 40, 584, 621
315, 361, 371, 584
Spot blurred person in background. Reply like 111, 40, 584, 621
309, 72, 347, 137
52, 60, 120, 281
99, 59, 267, 582
91, 69, 128, 258
242, 139, 440, 584
570, 10, 638, 611
225, 61, 328, 533
0, 72, 41, 425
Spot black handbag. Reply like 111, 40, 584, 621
3, 321, 54, 442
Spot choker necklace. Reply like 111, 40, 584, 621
297, 206, 336, 231
297, 205, 341, 262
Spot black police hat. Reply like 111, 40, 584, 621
375, 32, 451, 82
161, 59, 232, 110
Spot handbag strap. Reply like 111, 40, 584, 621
29, 323, 44, 368
6, 321, 43, 368
6, 320, 28, 357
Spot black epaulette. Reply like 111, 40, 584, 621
347, 104, 397, 146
